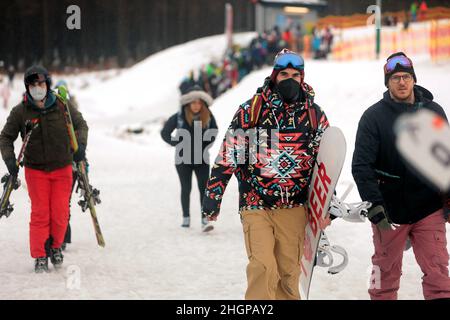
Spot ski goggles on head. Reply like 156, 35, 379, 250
384, 55, 413, 74
274, 53, 304, 70
25, 73, 46, 85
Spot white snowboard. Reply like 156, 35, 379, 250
300, 126, 347, 300
395, 109, 450, 192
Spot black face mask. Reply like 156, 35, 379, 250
276, 78, 300, 103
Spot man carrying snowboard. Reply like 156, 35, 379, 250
202, 49, 329, 299
352, 52, 450, 300
0, 66, 88, 273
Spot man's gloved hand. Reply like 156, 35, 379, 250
207, 212, 219, 222
73, 144, 86, 163
202, 192, 220, 221
367, 205, 396, 231
5, 158, 18, 176
202, 207, 219, 221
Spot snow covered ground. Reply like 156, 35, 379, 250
0, 33, 449, 300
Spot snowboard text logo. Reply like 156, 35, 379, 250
308, 162, 331, 237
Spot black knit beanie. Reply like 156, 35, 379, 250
384, 52, 416, 86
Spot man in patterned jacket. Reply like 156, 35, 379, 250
202, 49, 329, 299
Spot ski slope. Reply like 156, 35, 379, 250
0, 33, 449, 300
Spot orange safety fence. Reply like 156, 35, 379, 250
318, 7, 450, 29
430, 19, 450, 62
330, 19, 450, 62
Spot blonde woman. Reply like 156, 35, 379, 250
161, 85, 218, 230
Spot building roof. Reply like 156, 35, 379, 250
259, 0, 327, 6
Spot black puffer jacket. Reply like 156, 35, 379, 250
352, 85, 447, 224
160, 108, 218, 165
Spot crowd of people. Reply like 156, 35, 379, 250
381, 1, 429, 30
179, 24, 335, 99
410, 0, 429, 22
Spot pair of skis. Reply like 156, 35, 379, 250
57, 86, 105, 247
74, 161, 105, 247
0, 119, 39, 218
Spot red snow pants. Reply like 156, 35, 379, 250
369, 209, 450, 300
25, 165, 73, 258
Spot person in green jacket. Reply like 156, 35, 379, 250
0, 66, 88, 273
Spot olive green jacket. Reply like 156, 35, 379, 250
0, 93, 88, 171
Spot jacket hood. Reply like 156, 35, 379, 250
24, 65, 52, 92
414, 85, 433, 101
180, 86, 213, 108
383, 84, 434, 110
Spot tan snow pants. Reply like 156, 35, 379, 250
241, 206, 307, 300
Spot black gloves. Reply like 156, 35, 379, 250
73, 144, 86, 163
367, 205, 394, 230
5, 158, 18, 176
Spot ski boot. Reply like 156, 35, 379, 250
181, 217, 190, 228
34, 257, 49, 273
49, 247, 64, 269
201, 216, 214, 233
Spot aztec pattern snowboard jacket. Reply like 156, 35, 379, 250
202, 77, 329, 217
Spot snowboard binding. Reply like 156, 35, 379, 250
77, 183, 101, 212
1, 173, 21, 190
0, 200, 14, 219
316, 232, 349, 275
328, 183, 372, 223
329, 194, 372, 223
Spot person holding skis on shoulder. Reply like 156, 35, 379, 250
161, 85, 218, 231
202, 49, 329, 300
55, 79, 79, 110
0, 66, 88, 273
352, 52, 450, 300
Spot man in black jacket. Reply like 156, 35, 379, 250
352, 52, 450, 300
